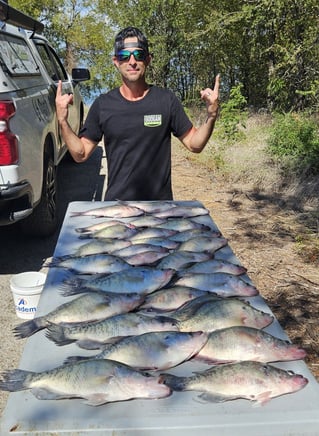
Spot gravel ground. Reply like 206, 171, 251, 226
0, 145, 107, 416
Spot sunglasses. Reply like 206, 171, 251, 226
116, 49, 148, 62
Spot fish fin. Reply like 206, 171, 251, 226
63, 355, 90, 365
77, 340, 106, 350
193, 355, 233, 365
83, 394, 109, 406
45, 324, 75, 346
252, 391, 273, 407
197, 392, 231, 403
0, 369, 33, 392
13, 318, 44, 338
31, 388, 76, 401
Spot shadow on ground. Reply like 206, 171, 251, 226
0, 147, 105, 274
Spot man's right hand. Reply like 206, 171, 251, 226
56, 80, 74, 124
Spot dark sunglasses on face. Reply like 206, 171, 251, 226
116, 49, 148, 62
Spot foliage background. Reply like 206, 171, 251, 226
10, 0, 319, 113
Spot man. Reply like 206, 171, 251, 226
56, 26, 220, 201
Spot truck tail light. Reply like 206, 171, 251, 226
0, 101, 19, 165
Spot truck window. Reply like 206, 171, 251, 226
34, 42, 68, 81
0, 32, 40, 75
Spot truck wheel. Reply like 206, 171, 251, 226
20, 151, 58, 237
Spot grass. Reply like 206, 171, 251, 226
178, 112, 319, 265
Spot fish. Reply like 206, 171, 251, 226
152, 205, 209, 219
117, 200, 179, 213
124, 251, 170, 266
183, 259, 247, 276
45, 313, 179, 349
75, 219, 130, 234
0, 359, 171, 406
60, 267, 175, 297
174, 272, 258, 297
159, 361, 308, 406
44, 253, 131, 274
170, 229, 222, 242
112, 244, 169, 258
129, 237, 179, 250
129, 216, 167, 227
70, 204, 144, 218
155, 219, 211, 232
65, 331, 208, 370
177, 236, 228, 253
173, 297, 274, 332
193, 326, 307, 364
70, 239, 132, 257
78, 224, 137, 240
13, 292, 145, 339
128, 228, 177, 241
140, 286, 210, 312
156, 251, 212, 271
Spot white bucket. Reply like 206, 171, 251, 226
10, 271, 46, 319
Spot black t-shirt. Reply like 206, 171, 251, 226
79, 85, 193, 201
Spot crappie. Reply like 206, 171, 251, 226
157, 251, 211, 271
112, 244, 169, 258
194, 326, 307, 364
45, 312, 179, 349
0, 359, 171, 406
155, 219, 211, 232
174, 297, 274, 332
129, 237, 179, 250
129, 216, 167, 227
177, 236, 228, 253
71, 239, 132, 257
140, 286, 210, 312
183, 259, 247, 276
124, 250, 169, 266
175, 272, 258, 297
75, 219, 128, 234
13, 292, 144, 339
66, 331, 208, 370
160, 361, 308, 406
153, 206, 209, 219
117, 200, 178, 213
129, 228, 177, 241
60, 267, 175, 297
79, 224, 137, 240
70, 204, 144, 218
44, 253, 131, 274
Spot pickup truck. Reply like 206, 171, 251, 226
0, 0, 90, 236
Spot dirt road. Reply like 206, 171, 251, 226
0, 141, 318, 416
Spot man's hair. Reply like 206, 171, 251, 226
114, 27, 149, 55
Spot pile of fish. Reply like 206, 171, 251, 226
0, 201, 308, 408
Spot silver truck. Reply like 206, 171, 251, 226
0, 0, 90, 236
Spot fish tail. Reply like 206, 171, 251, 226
0, 369, 33, 392
45, 324, 75, 346
159, 373, 187, 392
13, 318, 44, 338
59, 280, 86, 297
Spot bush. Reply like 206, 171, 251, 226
218, 83, 248, 143
267, 112, 319, 175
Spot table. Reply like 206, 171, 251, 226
1, 201, 319, 435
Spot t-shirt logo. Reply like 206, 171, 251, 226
144, 114, 162, 127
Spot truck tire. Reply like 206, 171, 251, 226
19, 150, 58, 237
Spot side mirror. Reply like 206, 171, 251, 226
71, 68, 90, 82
